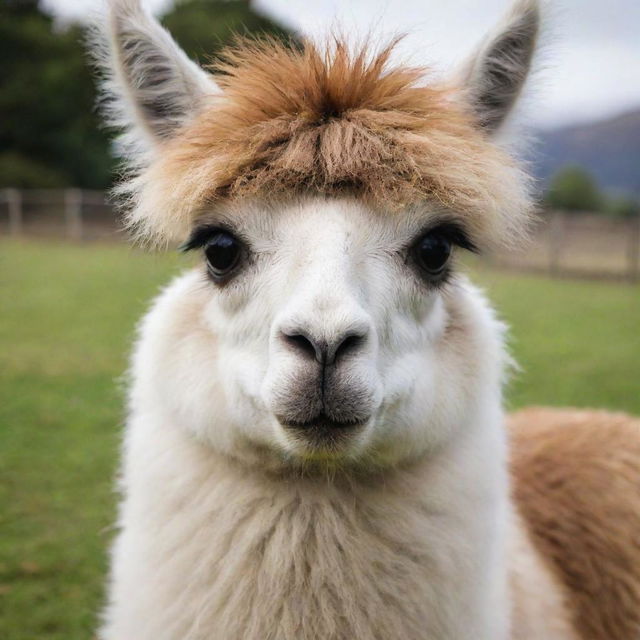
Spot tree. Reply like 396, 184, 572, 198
604, 196, 640, 219
162, 0, 291, 63
0, 0, 114, 187
0, 0, 291, 189
544, 166, 603, 213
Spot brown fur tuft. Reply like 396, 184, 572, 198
510, 408, 640, 639
127, 37, 532, 244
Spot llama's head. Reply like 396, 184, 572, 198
100, 0, 539, 469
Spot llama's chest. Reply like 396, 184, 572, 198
105, 465, 504, 640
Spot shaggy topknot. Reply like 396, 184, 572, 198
124, 37, 532, 245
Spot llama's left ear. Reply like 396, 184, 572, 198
457, 0, 540, 133
96, 0, 219, 157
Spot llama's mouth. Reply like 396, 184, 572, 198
276, 413, 369, 452
277, 413, 368, 432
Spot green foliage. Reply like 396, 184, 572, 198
0, 151, 67, 187
1, 239, 639, 638
0, 0, 290, 189
163, 0, 291, 63
604, 195, 640, 219
0, 1, 115, 189
544, 165, 603, 212
544, 165, 640, 217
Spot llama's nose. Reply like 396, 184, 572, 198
280, 325, 369, 366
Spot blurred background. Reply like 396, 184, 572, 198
0, 0, 638, 638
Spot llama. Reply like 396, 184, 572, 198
95, 1, 640, 638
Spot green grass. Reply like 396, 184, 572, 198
476, 268, 640, 413
0, 240, 183, 640
1, 238, 638, 639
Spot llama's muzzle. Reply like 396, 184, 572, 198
269, 323, 376, 437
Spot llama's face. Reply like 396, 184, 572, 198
102, 0, 539, 467
169, 197, 502, 467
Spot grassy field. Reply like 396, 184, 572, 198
1, 238, 639, 639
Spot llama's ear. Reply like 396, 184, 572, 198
97, 0, 218, 156
457, 0, 540, 133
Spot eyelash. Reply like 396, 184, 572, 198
411, 222, 478, 254
183, 223, 476, 252
180, 224, 236, 252
402, 222, 478, 288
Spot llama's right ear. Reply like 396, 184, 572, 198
97, 0, 218, 157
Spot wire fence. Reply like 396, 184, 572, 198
1, 189, 639, 282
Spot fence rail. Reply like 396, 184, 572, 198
1, 189, 639, 282
0, 188, 123, 242
490, 210, 640, 282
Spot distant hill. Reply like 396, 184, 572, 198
533, 109, 640, 197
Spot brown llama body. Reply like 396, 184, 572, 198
511, 408, 640, 638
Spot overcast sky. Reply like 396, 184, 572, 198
43, 0, 640, 128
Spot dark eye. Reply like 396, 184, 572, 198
413, 231, 452, 277
204, 231, 242, 278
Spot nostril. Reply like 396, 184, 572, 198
280, 324, 369, 365
281, 331, 322, 361
335, 333, 364, 360
330, 330, 368, 364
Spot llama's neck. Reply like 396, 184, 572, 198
112, 405, 510, 640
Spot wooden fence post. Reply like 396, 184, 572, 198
65, 188, 83, 241
628, 215, 640, 283
548, 209, 565, 276
6, 188, 23, 236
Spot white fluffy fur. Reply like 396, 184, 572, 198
101, 200, 574, 639
98, 1, 579, 638
104, 202, 511, 638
